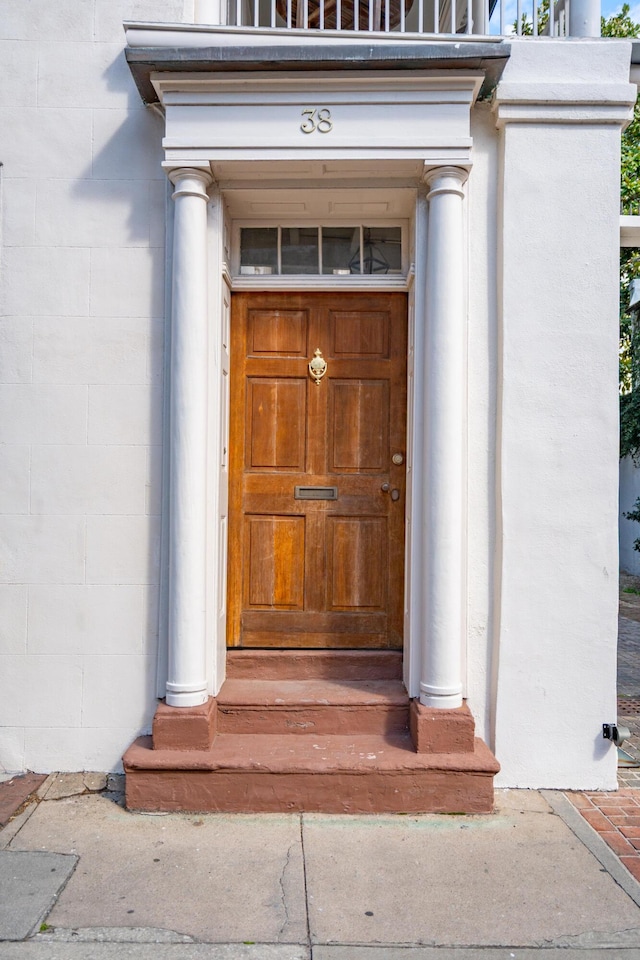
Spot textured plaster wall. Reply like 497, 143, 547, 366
0, 0, 187, 773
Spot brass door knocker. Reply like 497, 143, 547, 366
308, 348, 327, 385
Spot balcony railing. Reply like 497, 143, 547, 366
225, 0, 598, 36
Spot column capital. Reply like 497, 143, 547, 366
167, 166, 214, 201
423, 165, 469, 200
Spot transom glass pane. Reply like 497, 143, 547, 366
281, 227, 319, 275
322, 227, 360, 275
361, 227, 402, 274
240, 227, 277, 274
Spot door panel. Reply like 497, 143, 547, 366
328, 517, 387, 610
228, 291, 407, 649
247, 379, 307, 469
331, 310, 389, 357
248, 309, 309, 356
330, 380, 389, 471
244, 515, 306, 609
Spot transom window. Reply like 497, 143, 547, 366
239, 225, 403, 276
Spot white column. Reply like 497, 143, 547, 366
195, 0, 227, 22
471, 0, 487, 34
166, 167, 212, 707
420, 165, 468, 710
569, 0, 600, 37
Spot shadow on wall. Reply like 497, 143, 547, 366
72, 47, 169, 736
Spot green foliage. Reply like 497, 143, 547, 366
602, 2, 640, 36
614, 7, 640, 462
621, 84, 640, 216
624, 497, 640, 551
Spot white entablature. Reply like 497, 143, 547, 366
153, 71, 483, 168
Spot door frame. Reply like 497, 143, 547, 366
155, 187, 431, 705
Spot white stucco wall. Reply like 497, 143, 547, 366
620, 454, 640, 575
0, 5, 633, 788
0, 0, 189, 773
492, 40, 633, 789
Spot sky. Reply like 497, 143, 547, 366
605, 0, 640, 17
488, 0, 640, 33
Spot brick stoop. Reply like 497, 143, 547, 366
124, 651, 499, 814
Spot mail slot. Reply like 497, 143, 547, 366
294, 486, 338, 500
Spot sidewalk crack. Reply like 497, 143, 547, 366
277, 839, 295, 939
300, 813, 312, 948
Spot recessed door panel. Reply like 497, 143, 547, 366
329, 380, 388, 473
331, 310, 389, 358
228, 291, 407, 649
328, 516, 387, 610
246, 378, 307, 470
248, 309, 309, 356
244, 515, 305, 609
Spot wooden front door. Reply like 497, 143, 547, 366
227, 291, 407, 649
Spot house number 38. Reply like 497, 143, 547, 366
301, 108, 333, 134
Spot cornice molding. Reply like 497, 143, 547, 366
124, 36, 511, 105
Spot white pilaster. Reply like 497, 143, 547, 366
166, 167, 212, 708
419, 165, 468, 710
491, 46, 634, 786
404, 188, 428, 699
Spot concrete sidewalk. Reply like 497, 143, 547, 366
1, 780, 640, 958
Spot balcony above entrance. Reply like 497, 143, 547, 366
124, 0, 600, 43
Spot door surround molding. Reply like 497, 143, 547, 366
155, 68, 476, 709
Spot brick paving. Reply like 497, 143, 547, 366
568, 790, 640, 882
566, 574, 640, 883
617, 580, 640, 787
0, 772, 46, 828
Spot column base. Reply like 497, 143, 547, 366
410, 699, 475, 754
152, 697, 217, 751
